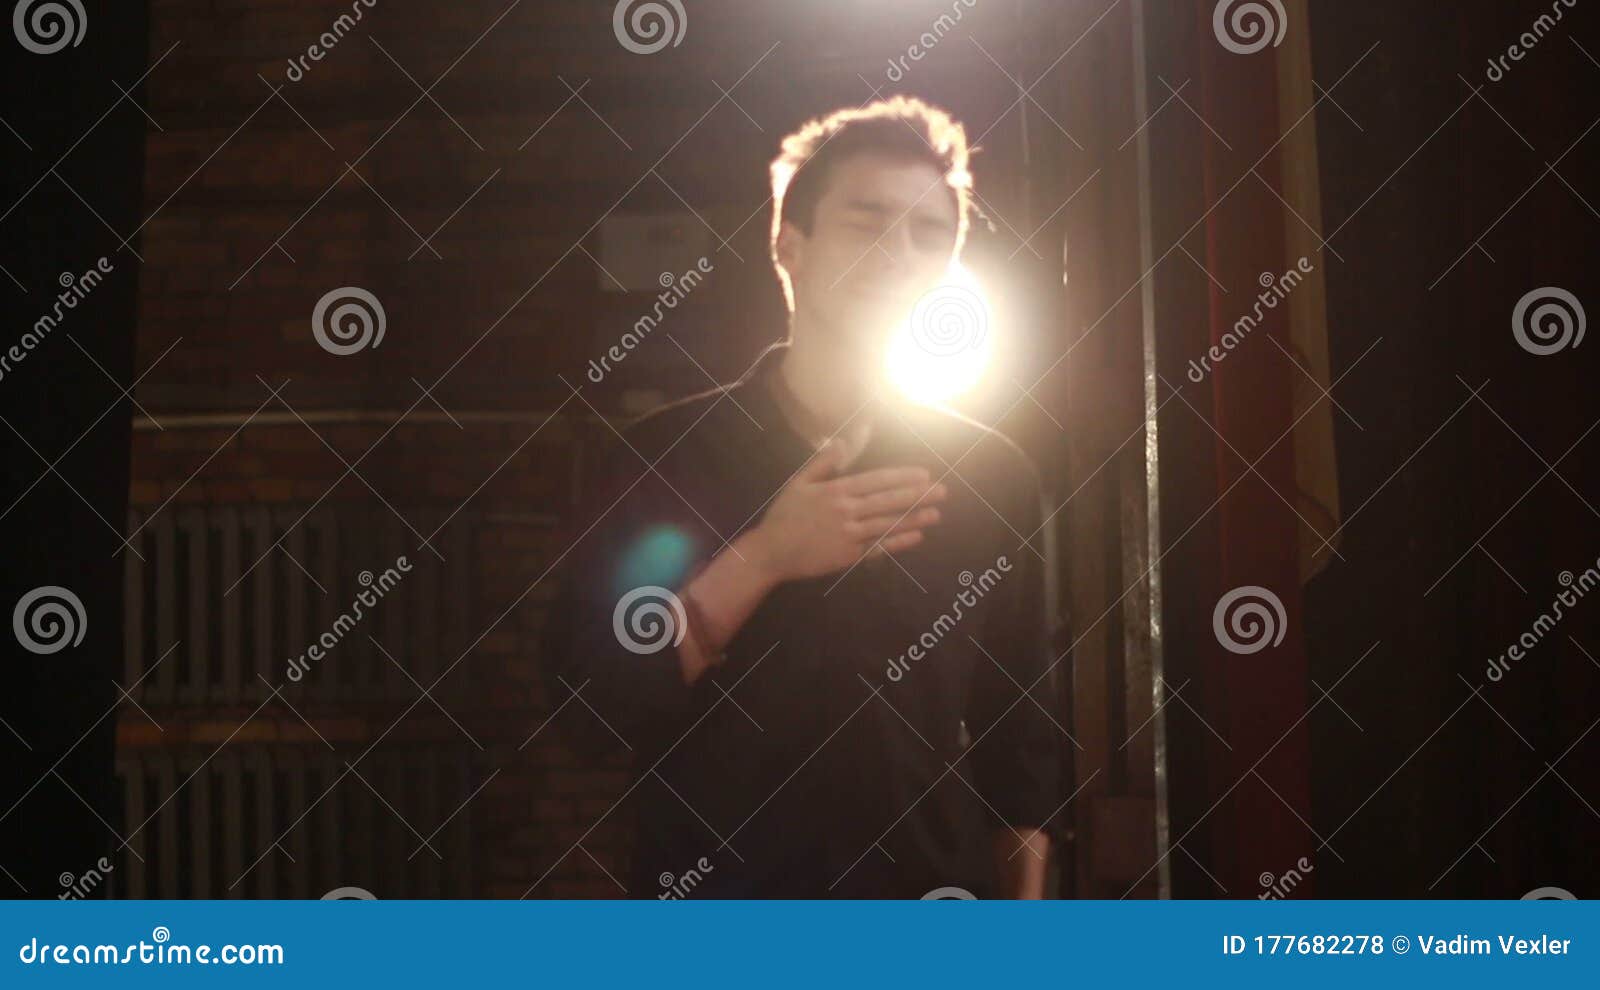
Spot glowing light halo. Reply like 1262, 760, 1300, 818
883, 263, 996, 405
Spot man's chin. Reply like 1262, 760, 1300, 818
844, 299, 914, 339
808, 325, 886, 384
835, 323, 892, 361
807, 301, 905, 363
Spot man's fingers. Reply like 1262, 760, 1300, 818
853, 482, 946, 517
863, 528, 925, 558
850, 507, 941, 540
834, 465, 932, 496
796, 439, 844, 482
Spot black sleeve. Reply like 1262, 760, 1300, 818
964, 456, 1065, 830
536, 425, 713, 763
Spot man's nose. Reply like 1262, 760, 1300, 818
877, 220, 915, 270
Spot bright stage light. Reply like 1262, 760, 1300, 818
883, 264, 995, 405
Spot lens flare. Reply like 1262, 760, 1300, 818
613, 524, 695, 600
883, 264, 995, 404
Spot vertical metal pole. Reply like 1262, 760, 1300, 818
1128, 0, 1172, 900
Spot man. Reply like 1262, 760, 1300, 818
540, 96, 1063, 898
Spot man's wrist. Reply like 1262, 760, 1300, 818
732, 526, 785, 591
678, 587, 726, 677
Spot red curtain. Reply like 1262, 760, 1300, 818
1191, 0, 1318, 897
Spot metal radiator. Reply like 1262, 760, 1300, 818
122, 505, 473, 704
111, 746, 476, 899
114, 503, 484, 898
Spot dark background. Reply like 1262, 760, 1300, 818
2, 0, 1595, 899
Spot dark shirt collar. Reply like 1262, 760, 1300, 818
732, 339, 789, 414
730, 340, 828, 463
730, 338, 951, 473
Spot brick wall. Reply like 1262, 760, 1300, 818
125, 0, 790, 899
126, 0, 1044, 898
126, 411, 645, 896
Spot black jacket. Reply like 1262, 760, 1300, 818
538, 342, 1065, 898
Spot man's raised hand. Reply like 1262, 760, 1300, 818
743, 438, 947, 583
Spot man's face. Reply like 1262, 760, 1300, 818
778, 152, 961, 369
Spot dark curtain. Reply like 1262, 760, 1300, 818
0, 1, 150, 897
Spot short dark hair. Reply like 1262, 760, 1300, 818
768, 96, 973, 306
